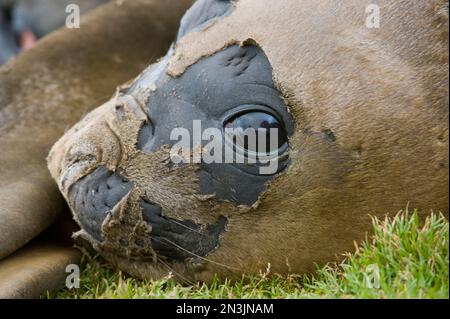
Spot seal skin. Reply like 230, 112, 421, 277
48, 0, 449, 282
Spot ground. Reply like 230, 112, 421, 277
49, 210, 449, 299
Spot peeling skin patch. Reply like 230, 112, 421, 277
68, 165, 229, 261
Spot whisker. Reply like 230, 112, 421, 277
156, 237, 241, 271
167, 219, 206, 236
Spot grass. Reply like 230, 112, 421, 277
49, 210, 449, 299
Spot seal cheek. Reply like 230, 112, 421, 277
141, 200, 228, 261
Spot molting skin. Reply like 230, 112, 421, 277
0, 0, 196, 297
48, 0, 449, 282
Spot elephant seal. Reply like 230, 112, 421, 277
0, 0, 194, 298
47, 0, 449, 282
0, 0, 109, 64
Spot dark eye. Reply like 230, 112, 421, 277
224, 111, 288, 154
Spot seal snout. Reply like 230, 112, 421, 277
69, 166, 133, 241
48, 99, 124, 194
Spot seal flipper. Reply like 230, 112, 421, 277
0, 0, 194, 280
0, 241, 81, 299
0, 216, 81, 299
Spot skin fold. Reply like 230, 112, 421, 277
0, 0, 448, 297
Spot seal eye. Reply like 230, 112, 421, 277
224, 111, 288, 154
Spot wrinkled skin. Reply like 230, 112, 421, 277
48, 0, 449, 282
0, 9, 18, 64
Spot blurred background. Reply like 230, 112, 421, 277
0, 0, 109, 65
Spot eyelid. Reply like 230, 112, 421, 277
221, 105, 290, 160
221, 104, 284, 126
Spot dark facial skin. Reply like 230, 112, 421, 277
68, 0, 294, 261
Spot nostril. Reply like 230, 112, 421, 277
115, 104, 125, 120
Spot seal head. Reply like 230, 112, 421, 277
48, 0, 449, 281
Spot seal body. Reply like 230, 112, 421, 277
48, 0, 449, 281
0, 0, 109, 64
